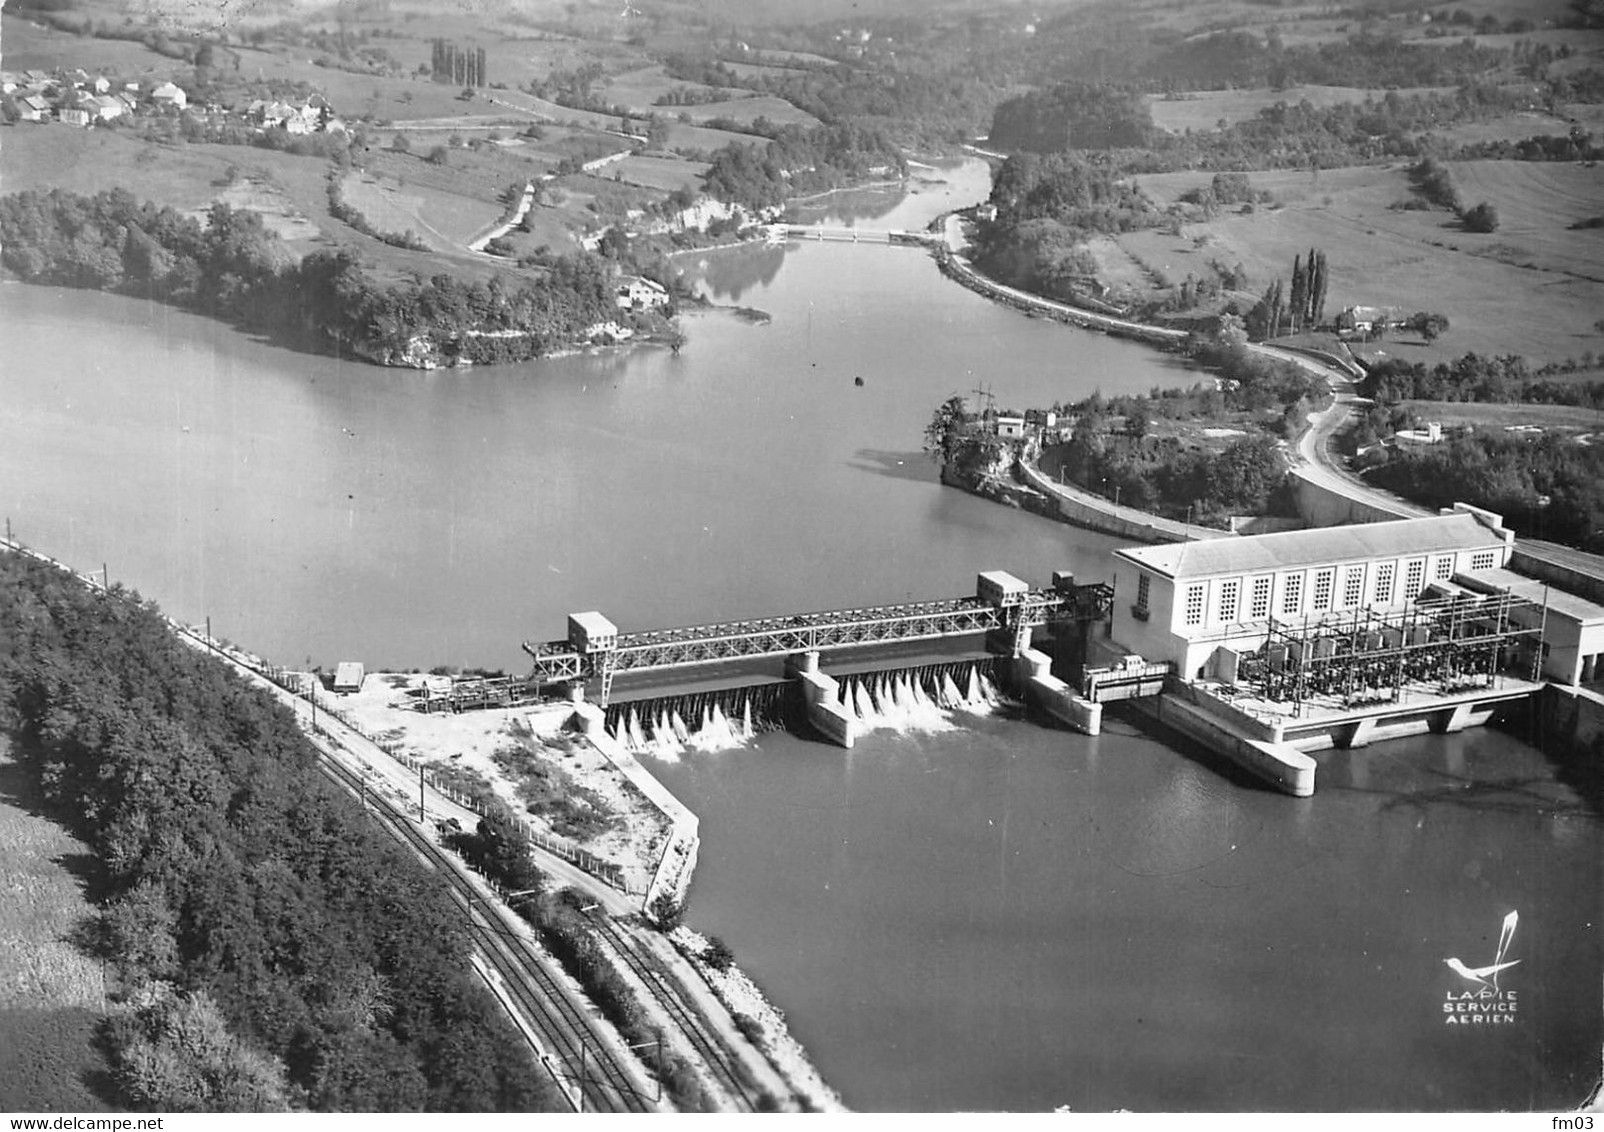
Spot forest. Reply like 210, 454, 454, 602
0, 188, 619, 367
0, 551, 555, 1111
1359, 352, 1604, 406
968, 152, 1158, 298
699, 123, 907, 209
1364, 434, 1604, 553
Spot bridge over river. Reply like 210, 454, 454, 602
771, 224, 945, 247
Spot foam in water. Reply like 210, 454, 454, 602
614, 663, 1002, 757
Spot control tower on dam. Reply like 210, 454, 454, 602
522, 571, 1117, 746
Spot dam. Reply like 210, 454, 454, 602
496, 504, 1597, 798
520, 570, 1117, 745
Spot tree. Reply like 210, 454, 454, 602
1311, 250, 1329, 327
924, 394, 972, 464
426, 145, 449, 166
704, 937, 735, 971
391, 132, 410, 153
1288, 254, 1306, 333
1462, 201, 1500, 232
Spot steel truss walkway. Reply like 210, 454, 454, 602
523, 574, 1113, 706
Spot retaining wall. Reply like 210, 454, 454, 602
1291, 467, 1420, 529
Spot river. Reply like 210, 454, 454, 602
1, 159, 1598, 1112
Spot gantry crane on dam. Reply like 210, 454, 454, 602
522, 571, 1114, 706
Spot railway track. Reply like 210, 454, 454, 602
584, 909, 763, 1111
314, 752, 654, 1113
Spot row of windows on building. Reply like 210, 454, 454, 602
1159, 549, 1499, 629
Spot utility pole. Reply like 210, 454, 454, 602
102, 562, 109, 590
419, 765, 426, 824
578, 1041, 587, 1113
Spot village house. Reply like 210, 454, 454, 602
150, 81, 187, 110
91, 75, 111, 94
995, 415, 1027, 440
91, 93, 124, 122
0, 73, 18, 95
1335, 305, 1396, 335
615, 274, 670, 311
58, 107, 91, 128
18, 94, 51, 122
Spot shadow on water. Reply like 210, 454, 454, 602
1107, 704, 1293, 796
848, 449, 939, 483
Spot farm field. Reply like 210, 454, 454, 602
1145, 85, 1457, 134
2, 126, 242, 209
611, 154, 710, 193
0, 741, 109, 1112
1401, 399, 1604, 433
662, 120, 770, 155
339, 172, 500, 250
599, 64, 737, 114
0, 9, 178, 76
673, 95, 819, 128
1118, 160, 1604, 366
1424, 105, 1604, 147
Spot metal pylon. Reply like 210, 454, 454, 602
597, 651, 617, 707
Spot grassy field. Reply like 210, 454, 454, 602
1146, 85, 1455, 134
662, 120, 769, 156
611, 154, 710, 193
0, 9, 178, 77
600, 64, 734, 115
339, 172, 490, 250
1119, 160, 1604, 366
672, 95, 819, 129
1424, 105, 1604, 147
1402, 399, 1604, 433
0, 741, 110, 1111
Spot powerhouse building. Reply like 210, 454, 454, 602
1105, 504, 1604, 688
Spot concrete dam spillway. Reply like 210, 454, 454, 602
523, 570, 1115, 753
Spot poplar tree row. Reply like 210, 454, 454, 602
1246, 246, 1330, 340
431, 39, 487, 87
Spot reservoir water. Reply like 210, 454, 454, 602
1, 160, 1598, 1111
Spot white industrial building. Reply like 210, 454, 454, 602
1105, 504, 1604, 688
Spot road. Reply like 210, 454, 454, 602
1252, 343, 1427, 520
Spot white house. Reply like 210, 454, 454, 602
18, 94, 50, 122
91, 94, 124, 122
59, 107, 91, 128
615, 275, 669, 311
995, 415, 1026, 440
150, 81, 187, 109
1108, 505, 1518, 682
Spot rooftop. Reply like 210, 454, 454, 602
1115, 511, 1506, 580
1460, 568, 1604, 625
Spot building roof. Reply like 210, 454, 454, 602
1115, 512, 1505, 581
1461, 568, 1604, 626
333, 661, 365, 689
570, 610, 618, 638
